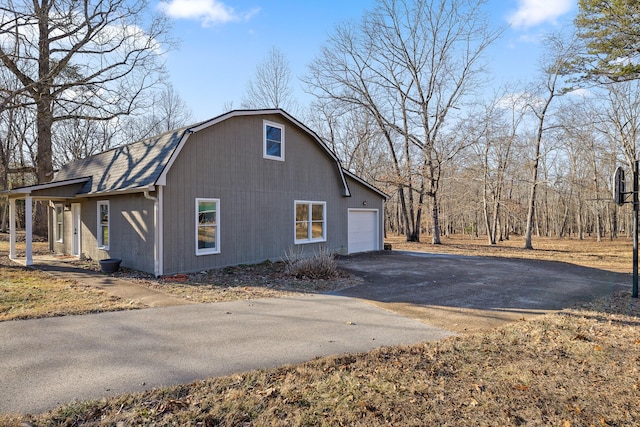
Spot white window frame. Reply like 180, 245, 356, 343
263, 120, 285, 161
54, 204, 63, 243
97, 201, 110, 250
294, 200, 327, 244
196, 198, 220, 256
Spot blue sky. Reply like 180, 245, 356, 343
157, 0, 577, 121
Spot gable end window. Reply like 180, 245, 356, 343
263, 120, 285, 161
97, 201, 110, 249
196, 198, 220, 255
55, 204, 63, 243
295, 201, 326, 244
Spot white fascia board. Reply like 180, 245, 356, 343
343, 169, 389, 200
178, 109, 352, 197
6, 177, 90, 195
156, 132, 191, 186
188, 108, 351, 197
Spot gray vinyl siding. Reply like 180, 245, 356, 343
162, 114, 353, 275
53, 194, 155, 272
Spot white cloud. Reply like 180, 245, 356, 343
567, 88, 592, 98
508, 0, 574, 29
158, 0, 259, 26
497, 92, 530, 113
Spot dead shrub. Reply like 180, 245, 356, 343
284, 246, 338, 280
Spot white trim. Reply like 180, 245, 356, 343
196, 198, 220, 256
157, 109, 351, 196
5, 177, 90, 195
157, 186, 164, 276
9, 199, 16, 259
54, 204, 64, 243
97, 200, 110, 250
294, 200, 327, 244
25, 196, 32, 266
342, 169, 388, 199
263, 120, 285, 161
71, 203, 81, 257
156, 133, 191, 186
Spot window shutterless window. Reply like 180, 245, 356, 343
196, 198, 220, 255
97, 201, 109, 249
263, 120, 284, 161
55, 204, 63, 243
295, 201, 326, 244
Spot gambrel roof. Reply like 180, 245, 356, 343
5, 109, 386, 199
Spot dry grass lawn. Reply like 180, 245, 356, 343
1, 234, 640, 425
386, 233, 634, 273
3, 296, 639, 426
0, 242, 143, 321
0, 265, 141, 321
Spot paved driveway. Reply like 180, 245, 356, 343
1, 251, 630, 414
0, 295, 451, 414
336, 251, 630, 332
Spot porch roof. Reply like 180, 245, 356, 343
4, 126, 190, 200
3, 177, 91, 200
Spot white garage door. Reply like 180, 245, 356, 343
348, 210, 379, 254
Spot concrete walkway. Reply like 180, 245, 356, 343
31, 256, 190, 307
0, 295, 453, 414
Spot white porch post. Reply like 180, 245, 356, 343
9, 198, 16, 260
25, 196, 32, 266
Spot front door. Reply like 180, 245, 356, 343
71, 203, 81, 257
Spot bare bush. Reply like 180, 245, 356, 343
284, 246, 338, 280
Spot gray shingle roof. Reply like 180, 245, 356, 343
8, 109, 369, 200
53, 126, 190, 194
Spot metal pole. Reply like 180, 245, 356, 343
634, 160, 639, 298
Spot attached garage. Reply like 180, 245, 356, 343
348, 209, 380, 254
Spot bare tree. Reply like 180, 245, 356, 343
242, 47, 297, 112
305, 0, 500, 243
469, 89, 525, 244
53, 118, 116, 165
0, 0, 172, 233
307, 100, 385, 180
523, 34, 576, 249
119, 84, 193, 142
602, 82, 640, 169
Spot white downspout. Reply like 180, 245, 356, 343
9, 198, 16, 260
143, 188, 162, 276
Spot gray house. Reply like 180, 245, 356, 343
5, 109, 386, 276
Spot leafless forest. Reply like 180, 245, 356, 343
1, 0, 638, 247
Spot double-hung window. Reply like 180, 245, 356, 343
196, 198, 220, 255
97, 201, 110, 249
295, 201, 326, 244
263, 120, 284, 161
55, 204, 63, 243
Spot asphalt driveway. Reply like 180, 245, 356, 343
336, 251, 630, 332
1, 250, 631, 414
0, 294, 452, 414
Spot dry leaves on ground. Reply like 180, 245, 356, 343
10, 292, 639, 426
69, 258, 362, 303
